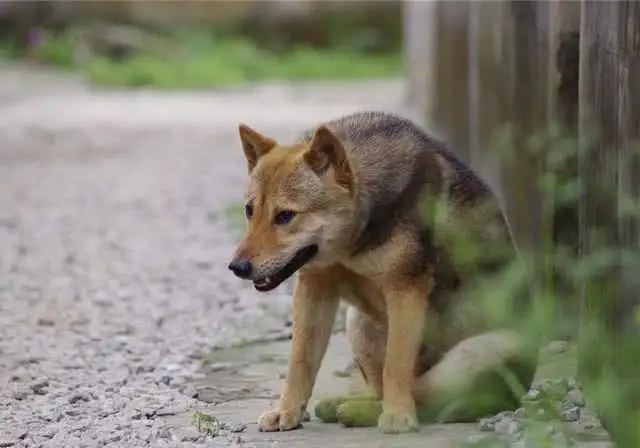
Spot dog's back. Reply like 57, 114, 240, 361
300, 110, 517, 274
300, 110, 495, 208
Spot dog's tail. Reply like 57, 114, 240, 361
412, 329, 538, 423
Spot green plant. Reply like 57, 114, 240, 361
458, 120, 640, 447
192, 411, 223, 437
4, 28, 402, 89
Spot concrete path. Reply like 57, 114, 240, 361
187, 333, 481, 448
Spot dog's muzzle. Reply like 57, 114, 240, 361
253, 245, 318, 292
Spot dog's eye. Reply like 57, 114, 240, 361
274, 210, 296, 225
245, 203, 254, 220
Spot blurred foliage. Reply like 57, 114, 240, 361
0, 23, 402, 89
85, 42, 401, 89
456, 120, 640, 447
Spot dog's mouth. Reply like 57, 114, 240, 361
253, 245, 318, 292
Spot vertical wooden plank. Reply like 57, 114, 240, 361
578, 0, 640, 344
471, 1, 513, 195
431, 1, 512, 192
431, 0, 471, 161
500, 0, 556, 256
549, 1, 582, 336
403, 0, 437, 120
578, 1, 640, 445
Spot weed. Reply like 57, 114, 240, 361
192, 411, 223, 437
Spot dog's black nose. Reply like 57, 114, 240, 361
228, 259, 252, 279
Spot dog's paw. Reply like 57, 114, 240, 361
377, 409, 419, 434
257, 408, 303, 432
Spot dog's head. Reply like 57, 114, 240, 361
228, 123, 357, 291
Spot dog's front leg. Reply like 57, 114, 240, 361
378, 279, 428, 434
258, 271, 339, 432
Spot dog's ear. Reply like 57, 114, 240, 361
303, 125, 353, 190
238, 124, 278, 173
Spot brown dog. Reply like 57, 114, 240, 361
228, 111, 536, 434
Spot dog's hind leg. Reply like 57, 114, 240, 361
330, 327, 538, 427
412, 329, 538, 423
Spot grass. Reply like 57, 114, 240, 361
1, 28, 402, 89
87, 44, 402, 89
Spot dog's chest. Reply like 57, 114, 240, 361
335, 270, 387, 323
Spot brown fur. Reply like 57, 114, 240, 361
230, 111, 535, 434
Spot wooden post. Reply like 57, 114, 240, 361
578, 1, 640, 445
431, 0, 471, 161
500, 1, 557, 260
403, 0, 437, 121
430, 1, 513, 192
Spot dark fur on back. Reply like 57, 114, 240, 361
299, 111, 496, 255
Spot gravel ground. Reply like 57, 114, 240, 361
0, 73, 414, 448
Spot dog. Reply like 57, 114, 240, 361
228, 111, 537, 434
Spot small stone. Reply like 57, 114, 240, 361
523, 389, 540, 401
30, 377, 49, 395
225, 423, 247, 433
538, 378, 569, 400
68, 393, 90, 404
478, 417, 496, 431
560, 406, 580, 422
557, 400, 575, 413
513, 408, 526, 420
494, 418, 521, 436
158, 375, 172, 386
546, 340, 569, 354
37, 318, 55, 326
135, 365, 155, 374
565, 389, 585, 407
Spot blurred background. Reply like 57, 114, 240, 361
0, 0, 404, 88
0, 1, 638, 447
